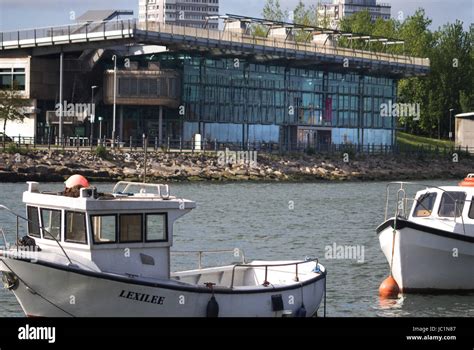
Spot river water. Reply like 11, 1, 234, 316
0, 180, 473, 317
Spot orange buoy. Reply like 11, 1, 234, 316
64, 174, 90, 189
379, 276, 400, 298
459, 174, 474, 187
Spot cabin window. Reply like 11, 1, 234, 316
413, 193, 437, 217
119, 214, 143, 243
40, 208, 61, 241
469, 199, 474, 219
91, 215, 117, 244
438, 192, 466, 218
65, 212, 87, 244
145, 214, 167, 242
26, 206, 41, 238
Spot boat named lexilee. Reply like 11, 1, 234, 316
377, 176, 474, 293
0, 179, 326, 317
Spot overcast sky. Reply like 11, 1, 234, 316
0, 0, 472, 31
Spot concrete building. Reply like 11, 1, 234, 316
318, 0, 391, 29
138, 0, 219, 29
455, 112, 474, 151
0, 13, 429, 150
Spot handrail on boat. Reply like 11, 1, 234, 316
384, 182, 468, 236
0, 205, 75, 266
172, 249, 246, 270
112, 181, 170, 199
229, 258, 319, 289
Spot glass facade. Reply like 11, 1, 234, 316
123, 53, 398, 146
165, 55, 396, 134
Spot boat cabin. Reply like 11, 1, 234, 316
22, 181, 196, 279
409, 186, 474, 235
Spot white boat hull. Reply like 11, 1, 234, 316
0, 258, 326, 317
378, 219, 474, 292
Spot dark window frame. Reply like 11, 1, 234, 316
90, 214, 118, 245
468, 198, 474, 219
413, 192, 438, 218
26, 205, 41, 238
65, 211, 88, 245
40, 208, 62, 241
119, 213, 144, 244
145, 213, 168, 243
438, 191, 467, 218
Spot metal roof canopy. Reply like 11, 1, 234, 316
221, 13, 405, 46
76, 10, 134, 23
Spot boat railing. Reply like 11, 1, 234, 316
384, 182, 469, 235
112, 181, 170, 199
0, 205, 75, 266
171, 249, 246, 270
230, 258, 320, 289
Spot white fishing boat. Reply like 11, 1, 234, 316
377, 176, 474, 293
0, 178, 326, 317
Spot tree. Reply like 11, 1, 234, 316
292, 1, 318, 42
0, 84, 28, 146
339, 10, 375, 50
262, 0, 287, 22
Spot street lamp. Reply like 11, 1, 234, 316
90, 85, 98, 145
112, 55, 117, 148
449, 108, 454, 140
98, 116, 103, 144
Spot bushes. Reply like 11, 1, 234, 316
94, 146, 110, 160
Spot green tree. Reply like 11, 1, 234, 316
0, 84, 28, 146
293, 1, 318, 42
252, 0, 287, 37
262, 0, 287, 22
339, 10, 375, 49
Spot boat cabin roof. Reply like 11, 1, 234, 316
22, 181, 196, 212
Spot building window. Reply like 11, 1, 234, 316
120, 214, 143, 243
438, 192, 466, 218
40, 208, 61, 241
0, 67, 25, 90
27, 206, 41, 238
65, 211, 87, 244
91, 215, 117, 244
145, 214, 167, 242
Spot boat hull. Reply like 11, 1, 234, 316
0, 258, 326, 317
378, 219, 474, 292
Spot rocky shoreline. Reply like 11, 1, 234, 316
0, 149, 472, 183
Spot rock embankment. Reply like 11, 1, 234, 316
0, 150, 472, 183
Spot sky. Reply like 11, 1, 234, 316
0, 0, 472, 31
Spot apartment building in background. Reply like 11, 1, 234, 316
318, 0, 391, 28
138, 0, 219, 29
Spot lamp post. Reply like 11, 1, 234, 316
112, 55, 117, 148
449, 108, 454, 140
98, 116, 103, 144
90, 85, 98, 146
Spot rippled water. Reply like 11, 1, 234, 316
0, 180, 473, 317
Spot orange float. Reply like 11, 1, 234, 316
379, 275, 400, 299
459, 174, 474, 187
64, 174, 90, 189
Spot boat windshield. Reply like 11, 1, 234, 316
438, 192, 466, 218
413, 192, 437, 217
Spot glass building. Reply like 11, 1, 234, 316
142, 53, 397, 148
